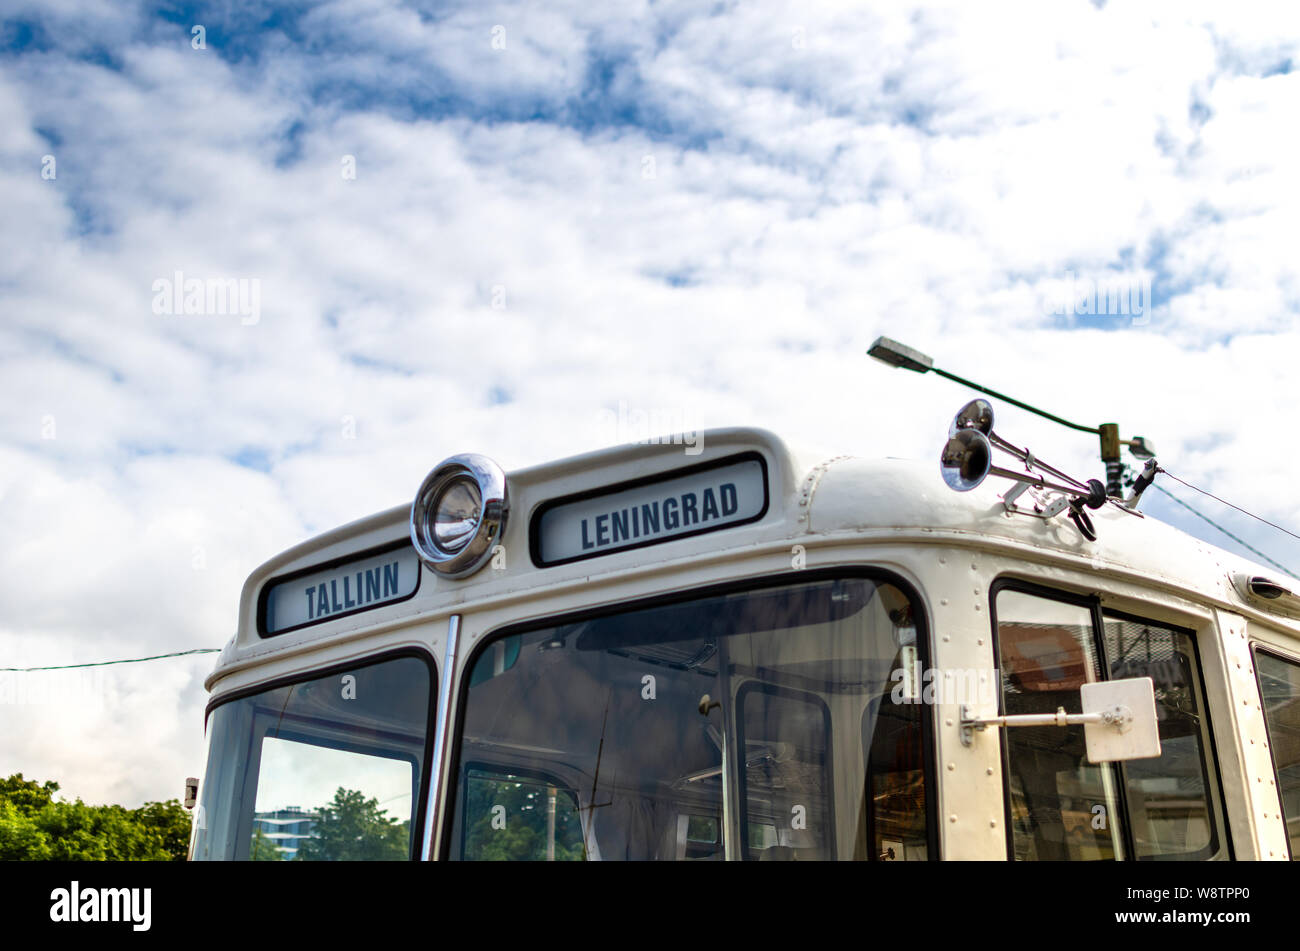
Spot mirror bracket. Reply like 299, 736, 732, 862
960, 706, 1126, 744
959, 677, 1161, 762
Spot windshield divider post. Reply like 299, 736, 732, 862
423, 614, 461, 860
717, 636, 741, 861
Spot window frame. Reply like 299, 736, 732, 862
440, 566, 940, 861
201, 647, 438, 861
1250, 643, 1300, 860
734, 680, 836, 861
988, 577, 1229, 861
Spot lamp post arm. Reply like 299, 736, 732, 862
929, 367, 1101, 436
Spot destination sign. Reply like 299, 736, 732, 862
262, 544, 421, 635
534, 456, 768, 566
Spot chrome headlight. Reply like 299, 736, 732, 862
409, 454, 508, 578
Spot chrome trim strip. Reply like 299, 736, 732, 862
422, 614, 461, 860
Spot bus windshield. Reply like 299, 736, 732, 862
191, 654, 432, 860
448, 574, 931, 860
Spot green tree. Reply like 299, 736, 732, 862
135, 799, 192, 861
0, 774, 193, 861
294, 788, 409, 861
0, 774, 60, 813
462, 775, 585, 861
248, 826, 284, 861
0, 800, 53, 860
41, 801, 167, 860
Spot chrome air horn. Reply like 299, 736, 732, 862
940, 399, 1110, 540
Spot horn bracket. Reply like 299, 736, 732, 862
1001, 483, 1069, 520
941, 398, 1141, 541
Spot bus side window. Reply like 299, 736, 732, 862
1254, 650, 1300, 859
1102, 614, 1222, 859
995, 586, 1226, 861
995, 589, 1125, 861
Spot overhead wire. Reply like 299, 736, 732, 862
1149, 480, 1297, 579
1157, 467, 1300, 543
0, 648, 220, 673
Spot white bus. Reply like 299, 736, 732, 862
188, 408, 1300, 861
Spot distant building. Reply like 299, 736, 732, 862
253, 807, 318, 859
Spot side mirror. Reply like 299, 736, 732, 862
1081, 675, 1164, 763
960, 676, 1162, 763
1081, 677, 1161, 763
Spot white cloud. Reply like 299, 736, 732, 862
2, 0, 1299, 808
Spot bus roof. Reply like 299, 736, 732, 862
206, 426, 1300, 691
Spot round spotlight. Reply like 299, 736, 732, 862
433, 477, 481, 552
410, 454, 508, 578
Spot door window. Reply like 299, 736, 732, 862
995, 586, 1224, 860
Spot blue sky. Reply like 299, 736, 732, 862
3, 0, 1300, 807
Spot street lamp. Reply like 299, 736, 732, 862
867, 336, 1155, 496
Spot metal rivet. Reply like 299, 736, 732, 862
943, 635, 951, 642
949, 815, 957, 823
986, 767, 994, 776
947, 763, 955, 771
945, 718, 953, 727
941, 598, 949, 606
989, 820, 997, 828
